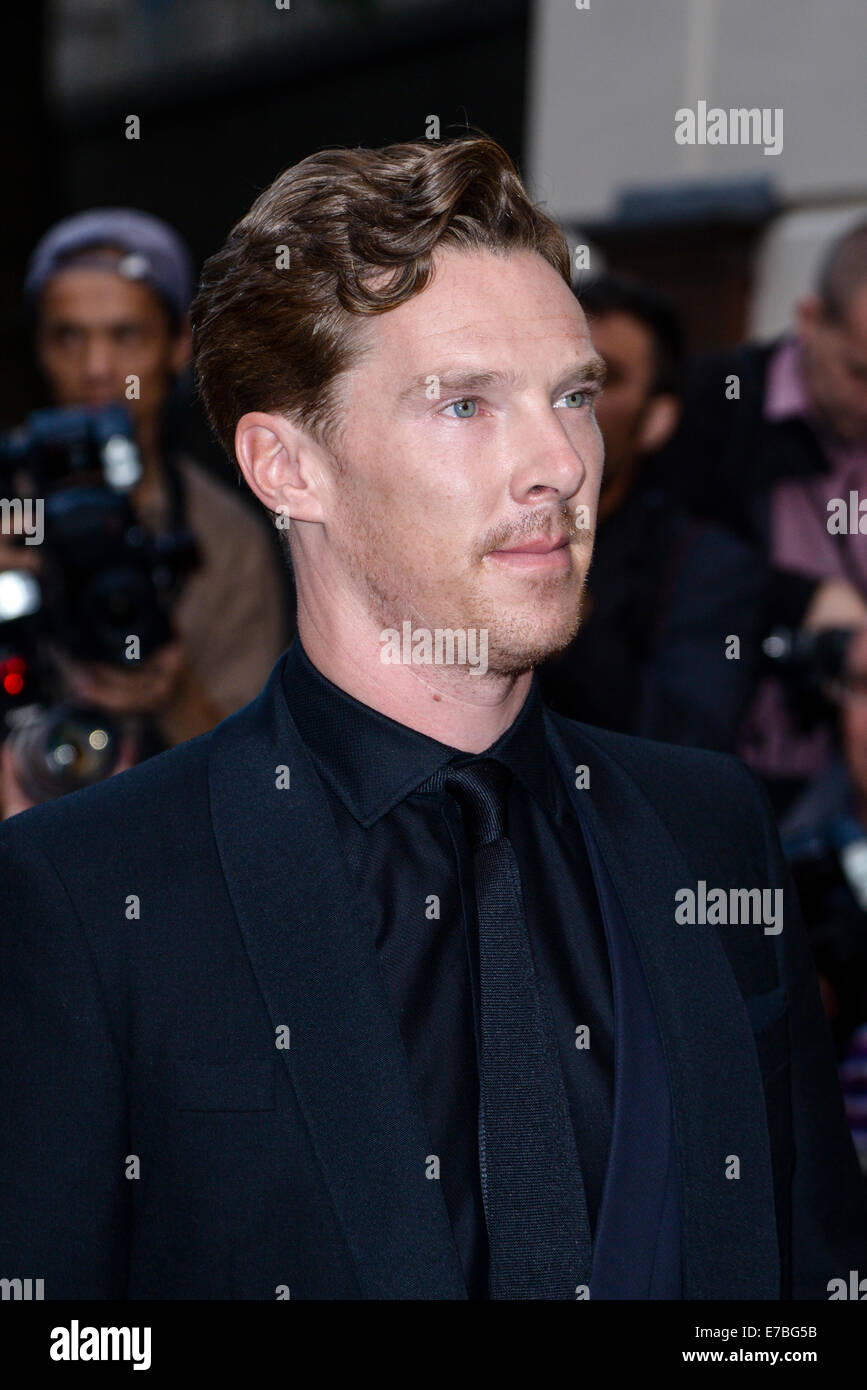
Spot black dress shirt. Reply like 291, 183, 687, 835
282, 637, 615, 1298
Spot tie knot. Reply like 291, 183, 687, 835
444, 758, 512, 849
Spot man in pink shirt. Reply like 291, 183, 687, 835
659, 220, 867, 813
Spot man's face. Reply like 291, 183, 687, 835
797, 286, 867, 444
586, 310, 656, 480
315, 247, 605, 678
36, 269, 188, 430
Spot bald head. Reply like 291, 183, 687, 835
795, 220, 867, 443
817, 220, 867, 325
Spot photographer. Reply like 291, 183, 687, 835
0, 210, 287, 815
781, 625, 867, 1169
659, 219, 867, 813
538, 274, 764, 750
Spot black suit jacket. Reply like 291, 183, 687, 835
1, 650, 865, 1299
656, 338, 831, 630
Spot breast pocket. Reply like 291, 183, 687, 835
172, 1059, 277, 1112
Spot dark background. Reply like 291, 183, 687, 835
3, 0, 531, 467
4, 0, 772, 463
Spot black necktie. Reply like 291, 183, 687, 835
443, 758, 593, 1299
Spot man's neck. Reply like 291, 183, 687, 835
295, 597, 532, 754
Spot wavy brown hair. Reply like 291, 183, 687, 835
190, 134, 571, 467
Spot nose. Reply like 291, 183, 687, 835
508, 406, 597, 506
81, 336, 117, 382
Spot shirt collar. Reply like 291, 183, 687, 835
764, 335, 813, 424
281, 635, 557, 826
764, 335, 867, 469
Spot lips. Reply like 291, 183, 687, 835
494, 534, 569, 555
486, 532, 573, 572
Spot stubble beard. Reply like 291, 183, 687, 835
326, 455, 594, 675
338, 518, 592, 678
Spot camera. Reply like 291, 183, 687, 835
0, 404, 200, 802
761, 625, 854, 729
0, 404, 199, 663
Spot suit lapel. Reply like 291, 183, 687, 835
207, 656, 467, 1299
206, 654, 780, 1298
544, 710, 780, 1298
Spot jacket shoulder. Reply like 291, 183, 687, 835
549, 713, 781, 899
548, 709, 745, 777
684, 338, 775, 396
547, 710, 765, 831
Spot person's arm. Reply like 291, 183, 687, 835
0, 820, 129, 1296
180, 518, 288, 718
742, 761, 867, 1297
153, 658, 226, 745
54, 638, 223, 750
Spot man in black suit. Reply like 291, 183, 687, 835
538, 273, 765, 750
1, 136, 865, 1301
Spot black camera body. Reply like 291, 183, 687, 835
761, 625, 855, 730
0, 405, 200, 802
0, 404, 199, 665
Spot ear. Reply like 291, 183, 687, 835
795, 293, 823, 339
234, 410, 329, 528
169, 315, 193, 374
637, 393, 681, 455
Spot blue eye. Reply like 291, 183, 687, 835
558, 391, 586, 409
446, 399, 477, 419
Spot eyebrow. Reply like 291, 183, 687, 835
45, 319, 144, 333
395, 355, 608, 405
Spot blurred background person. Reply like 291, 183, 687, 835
659, 221, 867, 812
538, 273, 765, 749
781, 625, 867, 1170
1, 1, 865, 793
6, 0, 863, 781
0, 209, 287, 817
